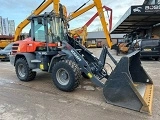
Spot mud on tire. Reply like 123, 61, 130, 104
52, 60, 81, 92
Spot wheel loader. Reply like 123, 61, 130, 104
10, 0, 153, 115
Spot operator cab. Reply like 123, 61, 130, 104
28, 12, 67, 51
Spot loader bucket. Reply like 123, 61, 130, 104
103, 51, 153, 115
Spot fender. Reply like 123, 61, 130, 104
48, 54, 66, 73
11, 53, 36, 69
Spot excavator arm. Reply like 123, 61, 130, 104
14, 0, 60, 41
67, 3, 95, 21
69, 5, 112, 46
67, 0, 113, 48
93, 0, 112, 48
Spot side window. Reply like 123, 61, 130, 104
34, 19, 45, 42
48, 22, 56, 43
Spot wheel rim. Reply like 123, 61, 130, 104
18, 64, 26, 77
56, 68, 70, 86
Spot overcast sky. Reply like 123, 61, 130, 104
0, 0, 144, 33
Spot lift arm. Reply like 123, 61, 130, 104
14, 0, 60, 41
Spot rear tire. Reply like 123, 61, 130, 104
15, 58, 36, 82
52, 60, 81, 92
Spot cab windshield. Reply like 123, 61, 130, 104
33, 16, 66, 43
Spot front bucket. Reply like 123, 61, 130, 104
103, 51, 153, 115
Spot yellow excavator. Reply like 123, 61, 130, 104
0, 35, 14, 49
11, 0, 153, 115
68, 26, 87, 46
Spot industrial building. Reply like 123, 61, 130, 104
111, 0, 160, 38
86, 31, 124, 46
0, 16, 15, 36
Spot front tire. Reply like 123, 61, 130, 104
52, 60, 81, 92
15, 58, 36, 82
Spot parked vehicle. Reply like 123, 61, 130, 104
129, 39, 160, 60
0, 43, 13, 61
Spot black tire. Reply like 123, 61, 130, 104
15, 58, 36, 82
71, 61, 81, 88
81, 72, 90, 79
52, 60, 81, 92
